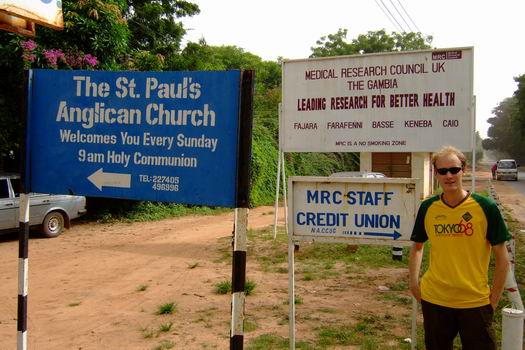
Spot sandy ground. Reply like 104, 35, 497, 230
0, 166, 523, 350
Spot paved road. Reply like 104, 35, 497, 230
498, 171, 525, 196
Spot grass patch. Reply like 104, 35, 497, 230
244, 319, 258, 332
193, 307, 217, 328
318, 307, 337, 314
214, 279, 257, 295
136, 284, 149, 292
283, 295, 303, 305
317, 325, 356, 346
156, 302, 176, 315
140, 326, 156, 339
88, 199, 231, 223
214, 280, 231, 294
247, 333, 313, 350
151, 340, 175, 350
380, 293, 412, 305
302, 273, 314, 281
296, 242, 407, 270
187, 262, 199, 269
248, 228, 288, 273
245, 279, 257, 295
492, 204, 525, 348
159, 322, 173, 332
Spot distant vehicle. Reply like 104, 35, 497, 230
330, 171, 386, 178
495, 159, 519, 181
0, 174, 87, 237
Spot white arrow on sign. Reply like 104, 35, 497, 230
87, 168, 131, 191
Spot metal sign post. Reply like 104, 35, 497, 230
23, 69, 254, 349
17, 69, 31, 350
230, 70, 254, 350
287, 176, 419, 349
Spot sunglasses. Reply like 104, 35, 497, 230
436, 167, 462, 175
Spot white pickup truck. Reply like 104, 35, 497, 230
0, 173, 87, 237
496, 159, 519, 181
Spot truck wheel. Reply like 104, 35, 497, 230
42, 211, 65, 238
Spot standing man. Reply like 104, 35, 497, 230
409, 145, 511, 350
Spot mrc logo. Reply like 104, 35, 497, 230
433, 212, 474, 237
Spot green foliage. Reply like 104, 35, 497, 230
514, 74, 525, 134
86, 198, 227, 223
310, 29, 432, 58
244, 319, 258, 332
158, 322, 174, 332
250, 124, 280, 206
141, 326, 156, 338
317, 325, 355, 346
37, 0, 130, 68
214, 280, 231, 295
214, 279, 256, 295
0, 0, 132, 168
152, 340, 175, 350
245, 280, 257, 296
483, 95, 525, 162
247, 333, 314, 350
156, 302, 177, 315
124, 0, 200, 55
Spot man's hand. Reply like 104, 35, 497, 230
489, 291, 499, 311
410, 282, 421, 302
490, 243, 510, 310
409, 242, 425, 303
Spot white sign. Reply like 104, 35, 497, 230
288, 176, 419, 246
281, 48, 474, 152
0, 0, 63, 30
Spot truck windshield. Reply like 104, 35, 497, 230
498, 161, 516, 169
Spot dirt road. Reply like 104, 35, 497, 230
0, 206, 287, 349
0, 168, 523, 349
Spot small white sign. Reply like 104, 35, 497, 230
281, 47, 474, 152
0, 0, 63, 29
288, 176, 419, 246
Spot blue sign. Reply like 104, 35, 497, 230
27, 69, 241, 207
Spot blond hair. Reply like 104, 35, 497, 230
432, 145, 467, 168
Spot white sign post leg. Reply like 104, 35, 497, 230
273, 150, 282, 240
281, 152, 288, 232
471, 96, 476, 192
17, 193, 30, 350
230, 208, 248, 349
288, 237, 296, 350
411, 297, 417, 350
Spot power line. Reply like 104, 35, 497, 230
375, 0, 405, 32
389, 0, 413, 32
396, 0, 421, 32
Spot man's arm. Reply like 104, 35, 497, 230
409, 242, 425, 302
490, 243, 510, 310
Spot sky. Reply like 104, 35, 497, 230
182, 0, 525, 139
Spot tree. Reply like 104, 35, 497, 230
513, 74, 525, 133
310, 29, 432, 57
0, 0, 132, 170
37, 0, 130, 69
483, 96, 525, 162
124, 0, 199, 55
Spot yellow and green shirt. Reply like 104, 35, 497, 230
411, 192, 511, 308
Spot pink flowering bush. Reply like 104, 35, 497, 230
43, 49, 66, 68
20, 40, 98, 70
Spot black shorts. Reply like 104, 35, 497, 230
421, 299, 496, 350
